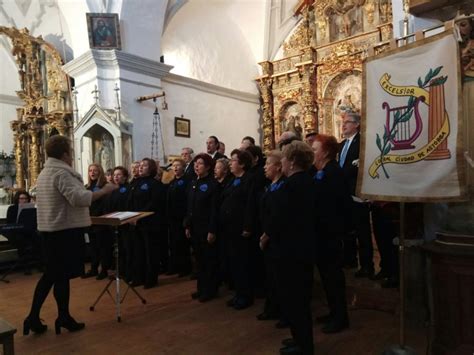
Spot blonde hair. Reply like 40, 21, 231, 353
266, 150, 283, 163
216, 158, 230, 173
87, 163, 107, 188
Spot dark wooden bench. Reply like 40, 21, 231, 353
0, 318, 16, 355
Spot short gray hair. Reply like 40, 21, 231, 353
344, 111, 360, 124
182, 147, 194, 156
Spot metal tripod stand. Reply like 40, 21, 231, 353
89, 214, 152, 322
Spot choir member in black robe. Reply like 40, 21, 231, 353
258, 150, 286, 322
128, 158, 166, 289
214, 157, 233, 286
311, 134, 350, 334
245, 145, 269, 296
129, 161, 140, 186
273, 141, 316, 355
104, 166, 132, 281
155, 168, 170, 274
220, 149, 255, 310
82, 163, 112, 280
167, 159, 192, 277
184, 154, 219, 302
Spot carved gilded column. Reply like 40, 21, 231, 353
257, 61, 275, 152
28, 125, 41, 186
297, 48, 318, 134
11, 127, 25, 189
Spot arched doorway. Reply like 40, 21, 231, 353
321, 70, 362, 139
278, 101, 305, 140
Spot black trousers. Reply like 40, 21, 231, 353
229, 232, 254, 302
316, 240, 348, 323
372, 205, 398, 278
119, 228, 134, 281
169, 221, 191, 274
157, 227, 169, 272
263, 253, 280, 316
132, 227, 160, 285
218, 230, 232, 287
192, 231, 219, 297
277, 259, 314, 355
352, 202, 373, 270
88, 226, 113, 273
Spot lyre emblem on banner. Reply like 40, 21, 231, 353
369, 66, 451, 179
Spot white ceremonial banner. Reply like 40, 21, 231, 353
357, 30, 466, 202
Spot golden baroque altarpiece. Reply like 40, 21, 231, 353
0, 26, 73, 189
256, 0, 394, 151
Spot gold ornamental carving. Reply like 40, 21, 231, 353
283, 7, 313, 58
256, 1, 394, 142
0, 26, 73, 189
278, 89, 302, 101
257, 61, 275, 152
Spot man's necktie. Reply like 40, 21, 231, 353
339, 139, 350, 168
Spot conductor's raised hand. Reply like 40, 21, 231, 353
91, 182, 118, 202
102, 183, 119, 194
207, 233, 216, 244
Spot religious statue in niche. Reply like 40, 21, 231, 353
379, 0, 392, 23
94, 133, 114, 171
280, 103, 304, 140
364, 0, 376, 24
458, 18, 474, 80
331, 74, 362, 138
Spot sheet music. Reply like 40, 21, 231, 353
106, 211, 141, 220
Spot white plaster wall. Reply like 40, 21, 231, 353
0, 103, 17, 154
0, 39, 21, 154
59, 0, 167, 60
162, 0, 266, 93
118, 77, 164, 161
158, 80, 260, 159
119, 0, 167, 60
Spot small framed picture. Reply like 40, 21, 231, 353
175, 117, 191, 138
86, 13, 122, 50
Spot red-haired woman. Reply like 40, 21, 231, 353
184, 153, 219, 302
311, 134, 350, 334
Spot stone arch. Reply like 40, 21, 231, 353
73, 105, 130, 180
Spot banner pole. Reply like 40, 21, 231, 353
382, 202, 416, 355
399, 201, 406, 348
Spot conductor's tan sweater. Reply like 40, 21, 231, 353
36, 158, 92, 232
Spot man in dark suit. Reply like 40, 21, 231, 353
338, 111, 374, 278
206, 136, 225, 161
181, 147, 196, 180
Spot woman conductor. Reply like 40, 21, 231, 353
24, 135, 116, 335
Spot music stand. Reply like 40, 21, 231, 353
89, 211, 153, 322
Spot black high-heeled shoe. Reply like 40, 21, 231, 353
54, 316, 85, 334
23, 317, 47, 335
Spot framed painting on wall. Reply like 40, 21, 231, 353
86, 13, 122, 50
175, 117, 191, 138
